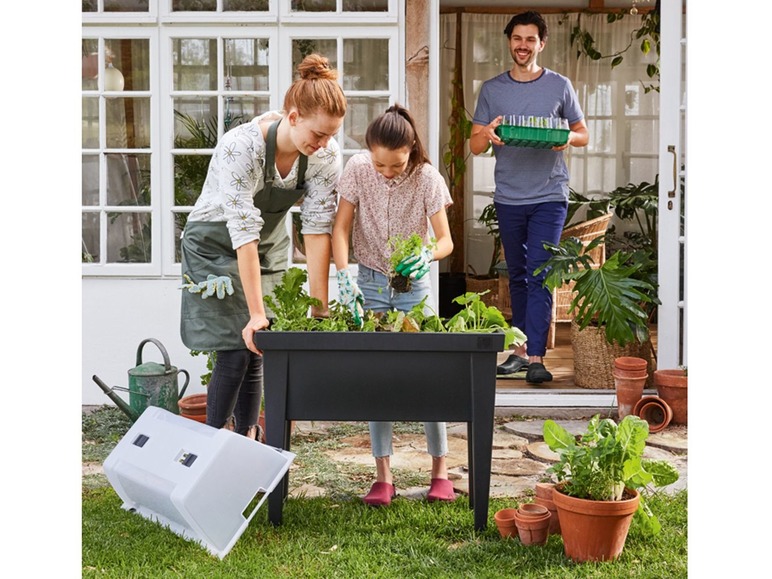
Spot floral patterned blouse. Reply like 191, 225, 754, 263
187, 111, 342, 250
337, 152, 452, 274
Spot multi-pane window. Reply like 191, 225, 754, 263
167, 31, 276, 264
82, 1, 400, 276
81, 34, 155, 270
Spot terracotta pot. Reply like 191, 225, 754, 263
552, 484, 640, 562
517, 503, 550, 519
494, 508, 518, 539
534, 496, 561, 535
614, 372, 648, 420
514, 511, 551, 546
633, 396, 673, 433
654, 369, 688, 425
614, 356, 648, 372
535, 482, 555, 500
178, 393, 207, 416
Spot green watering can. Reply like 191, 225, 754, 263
93, 338, 190, 421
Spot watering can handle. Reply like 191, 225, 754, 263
136, 338, 172, 371
178, 369, 190, 398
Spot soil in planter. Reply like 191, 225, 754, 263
390, 274, 411, 293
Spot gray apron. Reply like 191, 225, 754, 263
180, 119, 308, 350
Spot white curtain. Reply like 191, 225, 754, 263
440, 11, 660, 227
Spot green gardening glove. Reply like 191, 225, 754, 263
396, 246, 433, 280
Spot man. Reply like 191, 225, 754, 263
470, 10, 589, 383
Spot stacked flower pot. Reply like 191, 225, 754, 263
613, 357, 648, 420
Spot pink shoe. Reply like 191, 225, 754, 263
363, 482, 396, 506
427, 478, 456, 502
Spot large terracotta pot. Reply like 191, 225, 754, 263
654, 369, 688, 425
552, 484, 640, 562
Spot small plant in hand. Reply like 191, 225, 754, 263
387, 233, 436, 293
265, 268, 525, 350
543, 414, 679, 536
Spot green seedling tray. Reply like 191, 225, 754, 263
495, 125, 569, 149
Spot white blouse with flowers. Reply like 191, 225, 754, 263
337, 152, 452, 274
186, 111, 342, 250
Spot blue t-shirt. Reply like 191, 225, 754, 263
473, 68, 584, 205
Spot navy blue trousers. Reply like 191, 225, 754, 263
496, 201, 567, 357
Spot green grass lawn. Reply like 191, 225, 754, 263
82, 407, 687, 577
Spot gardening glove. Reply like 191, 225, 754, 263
200, 274, 235, 300
336, 268, 364, 326
396, 246, 433, 280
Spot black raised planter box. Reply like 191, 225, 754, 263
253, 331, 505, 531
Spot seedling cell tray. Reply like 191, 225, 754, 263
495, 125, 569, 149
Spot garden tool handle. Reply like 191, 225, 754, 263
136, 338, 172, 371
177, 369, 190, 398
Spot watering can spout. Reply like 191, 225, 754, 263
92, 375, 140, 422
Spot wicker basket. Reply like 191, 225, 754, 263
497, 275, 512, 320
465, 275, 499, 308
570, 321, 655, 389
555, 213, 614, 324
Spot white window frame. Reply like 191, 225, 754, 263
279, 0, 397, 23
160, 27, 280, 275
81, 26, 161, 276
279, 26, 402, 269
159, 0, 279, 24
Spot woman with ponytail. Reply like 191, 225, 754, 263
332, 104, 455, 506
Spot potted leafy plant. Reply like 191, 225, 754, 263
535, 236, 659, 389
543, 415, 679, 562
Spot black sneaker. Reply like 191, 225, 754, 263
525, 362, 553, 384
497, 354, 529, 375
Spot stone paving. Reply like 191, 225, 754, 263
288, 418, 688, 501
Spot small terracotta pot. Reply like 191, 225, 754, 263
178, 393, 207, 416
514, 511, 551, 546
614, 372, 648, 420
655, 369, 688, 425
614, 356, 648, 370
494, 508, 518, 539
517, 503, 550, 519
633, 396, 673, 433
535, 496, 561, 535
535, 482, 555, 500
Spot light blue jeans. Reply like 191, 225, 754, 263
358, 265, 448, 458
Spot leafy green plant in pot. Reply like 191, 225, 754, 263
543, 415, 679, 562
535, 236, 660, 389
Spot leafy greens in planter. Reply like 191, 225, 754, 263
264, 268, 525, 350
543, 414, 679, 536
